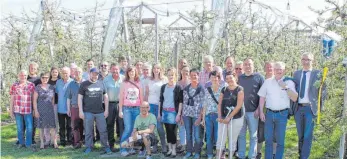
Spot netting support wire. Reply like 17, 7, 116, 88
340, 70, 347, 159
155, 13, 159, 63
122, 8, 131, 63
26, 0, 44, 57
42, 0, 55, 59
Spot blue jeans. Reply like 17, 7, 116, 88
120, 106, 140, 152
265, 109, 288, 159
238, 112, 258, 159
183, 116, 202, 154
15, 113, 33, 147
205, 113, 218, 156
150, 104, 167, 151
84, 112, 109, 148
294, 106, 315, 159
179, 124, 186, 145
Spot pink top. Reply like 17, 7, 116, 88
122, 81, 141, 106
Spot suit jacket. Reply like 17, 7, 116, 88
293, 69, 327, 116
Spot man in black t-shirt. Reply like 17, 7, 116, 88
78, 68, 112, 155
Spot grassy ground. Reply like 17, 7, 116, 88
0, 115, 340, 159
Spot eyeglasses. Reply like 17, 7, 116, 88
301, 59, 312, 62
41, 77, 49, 79
101, 65, 108, 67
235, 68, 242, 70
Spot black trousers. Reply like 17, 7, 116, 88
58, 113, 72, 143
165, 123, 177, 144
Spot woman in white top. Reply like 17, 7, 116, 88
145, 63, 168, 154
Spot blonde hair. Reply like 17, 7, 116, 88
151, 63, 165, 80
167, 67, 177, 83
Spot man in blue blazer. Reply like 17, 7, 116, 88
293, 53, 327, 159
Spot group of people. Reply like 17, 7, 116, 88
9, 53, 325, 159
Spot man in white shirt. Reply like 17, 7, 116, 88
293, 53, 326, 159
258, 62, 298, 159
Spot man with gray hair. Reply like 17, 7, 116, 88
293, 53, 326, 159
258, 62, 298, 159
199, 55, 214, 87
56, 67, 73, 146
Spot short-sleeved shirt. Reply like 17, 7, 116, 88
27, 75, 41, 86
65, 80, 81, 107
56, 78, 73, 114
221, 86, 244, 119
48, 79, 59, 104
9, 82, 35, 114
82, 72, 89, 81
134, 113, 157, 132
147, 79, 166, 105
103, 74, 124, 102
204, 85, 224, 115
257, 77, 297, 111
182, 84, 205, 118
199, 69, 211, 87
163, 85, 175, 109
238, 73, 265, 112
79, 80, 106, 113
122, 81, 141, 106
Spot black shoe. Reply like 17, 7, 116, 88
15, 140, 20, 145
32, 140, 36, 145
273, 154, 275, 159
60, 141, 66, 147
256, 153, 262, 159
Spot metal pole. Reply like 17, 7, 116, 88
340, 64, 347, 159
154, 13, 159, 63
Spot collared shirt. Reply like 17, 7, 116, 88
298, 70, 312, 103
65, 80, 81, 107
56, 78, 73, 114
98, 73, 109, 81
205, 80, 227, 88
103, 74, 124, 102
120, 69, 126, 75
199, 69, 211, 87
257, 77, 297, 111
82, 72, 89, 81
182, 84, 205, 118
10, 82, 35, 114
204, 85, 224, 115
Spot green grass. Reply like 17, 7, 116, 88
1, 113, 10, 122
0, 117, 340, 159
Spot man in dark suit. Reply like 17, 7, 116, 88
293, 53, 327, 159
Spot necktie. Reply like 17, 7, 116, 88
300, 71, 307, 99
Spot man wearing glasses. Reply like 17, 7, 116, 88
293, 53, 326, 159
122, 101, 158, 159
235, 61, 244, 77
99, 61, 109, 81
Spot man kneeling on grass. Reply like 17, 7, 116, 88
122, 101, 158, 159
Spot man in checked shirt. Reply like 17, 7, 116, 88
9, 70, 37, 151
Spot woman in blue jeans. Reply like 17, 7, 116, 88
145, 63, 167, 154
176, 68, 205, 159
119, 66, 143, 156
202, 71, 224, 159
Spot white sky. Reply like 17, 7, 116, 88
1, 0, 333, 25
